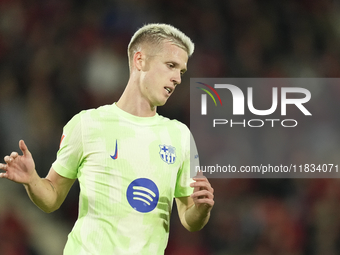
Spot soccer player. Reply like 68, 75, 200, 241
0, 23, 214, 254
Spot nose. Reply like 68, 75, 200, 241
172, 71, 181, 86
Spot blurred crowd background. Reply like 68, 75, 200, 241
1, 0, 340, 254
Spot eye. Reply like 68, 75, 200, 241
167, 63, 175, 69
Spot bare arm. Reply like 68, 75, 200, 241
0, 140, 75, 213
24, 167, 75, 213
175, 177, 214, 232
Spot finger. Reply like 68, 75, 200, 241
192, 176, 209, 182
4, 156, 12, 164
0, 163, 7, 170
19, 140, 31, 157
10, 152, 18, 158
192, 187, 214, 196
192, 197, 215, 208
192, 178, 212, 187
194, 169, 205, 178
190, 180, 212, 190
192, 178, 209, 188
191, 184, 214, 195
191, 190, 214, 199
0, 172, 8, 179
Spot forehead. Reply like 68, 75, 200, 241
160, 41, 188, 59
157, 41, 188, 67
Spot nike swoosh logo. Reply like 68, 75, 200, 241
110, 140, 118, 160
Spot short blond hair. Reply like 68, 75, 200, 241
128, 23, 194, 69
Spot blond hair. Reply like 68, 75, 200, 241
128, 23, 194, 69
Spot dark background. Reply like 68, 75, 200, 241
1, 0, 340, 254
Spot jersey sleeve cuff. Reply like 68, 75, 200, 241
174, 187, 194, 198
52, 161, 78, 179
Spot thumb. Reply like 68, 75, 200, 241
194, 168, 205, 179
19, 140, 31, 157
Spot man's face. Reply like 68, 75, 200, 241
139, 41, 188, 108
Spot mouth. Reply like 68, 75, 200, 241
164, 87, 173, 94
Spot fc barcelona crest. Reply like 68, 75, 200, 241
159, 145, 176, 164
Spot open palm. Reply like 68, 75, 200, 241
0, 140, 36, 184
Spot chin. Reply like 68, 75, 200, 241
157, 102, 166, 107
155, 101, 167, 107
157, 99, 169, 107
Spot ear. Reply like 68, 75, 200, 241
133, 51, 144, 71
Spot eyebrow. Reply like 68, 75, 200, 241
170, 61, 187, 74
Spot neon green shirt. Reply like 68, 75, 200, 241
52, 104, 195, 255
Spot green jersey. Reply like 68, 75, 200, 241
52, 103, 196, 255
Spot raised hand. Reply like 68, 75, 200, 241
190, 176, 214, 215
0, 140, 36, 184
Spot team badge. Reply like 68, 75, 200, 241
159, 145, 176, 164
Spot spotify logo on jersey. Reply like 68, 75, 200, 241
126, 178, 159, 213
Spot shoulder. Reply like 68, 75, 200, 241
157, 114, 190, 134
62, 105, 115, 132
72, 104, 115, 121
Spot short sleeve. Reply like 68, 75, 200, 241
174, 129, 199, 198
52, 113, 84, 179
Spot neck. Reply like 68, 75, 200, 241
116, 78, 157, 117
